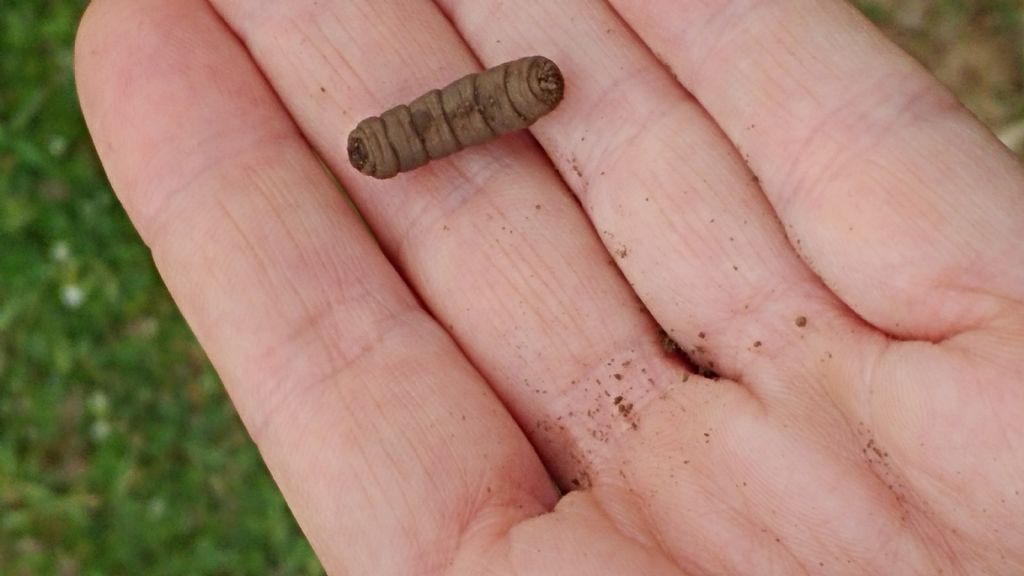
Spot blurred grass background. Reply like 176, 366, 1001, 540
0, 0, 1021, 574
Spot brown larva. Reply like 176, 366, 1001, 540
347, 56, 564, 179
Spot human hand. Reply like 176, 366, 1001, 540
76, 0, 1024, 573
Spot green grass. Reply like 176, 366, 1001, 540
0, 1, 1020, 574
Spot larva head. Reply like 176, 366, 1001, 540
347, 116, 400, 179
528, 57, 564, 109
347, 131, 371, 174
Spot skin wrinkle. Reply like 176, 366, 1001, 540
651, 377, 925, 569
827, 344, 957, 570
775, 74, 955, 214
132, 124, 299, 244
522, 341, 676, 483
626, 426, 776, 576
572, 69, 681, 190
678, 0, 785, 99
395, 418, 465, 573
236, 162, 329, 308
312, 15, 374, 100
589, 490, 685, 575
389, 148, 525, 268
256, 342, 495, 569
448, 488, 549, 576
245, 305, 428, 444
501, 493, 688, 576
640, 391, 773, 569
203, 160, 417, 368
483, 204, 602, 335
215, 190, 290, 308
866, 344, 975, 572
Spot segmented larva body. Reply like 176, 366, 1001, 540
347, 56, 564, 179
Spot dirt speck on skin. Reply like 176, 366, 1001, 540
795, 316, 808, 328
570, 471, 593, 490
571, 158, 583, 178
687, 347, 719, 379
866, 438, 889, 461
617, 402, 634, 417
659, 328, 680, 354
615, 246, 629, 259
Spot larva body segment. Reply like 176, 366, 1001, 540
348, 56, 564, 179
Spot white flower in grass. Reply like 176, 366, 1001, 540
147, 497, 167, 519
90, 419, 111, 442
51, 241, 71, 262
87, 391, 109, 416
48, 135, 68, 157
60, 284, 85, 309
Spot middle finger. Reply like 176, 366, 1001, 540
209, 0, 683, 485
435, 0, 886, 402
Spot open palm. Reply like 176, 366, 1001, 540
76, 0, 1024, 573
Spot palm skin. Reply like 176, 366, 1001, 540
76, 0, 1024, 574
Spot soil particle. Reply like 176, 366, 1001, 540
659, 329, 680, 354
570, 471, 592, 490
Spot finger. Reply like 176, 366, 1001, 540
209, 0, 686, 483
426, 5, 955, 570
75, 1, 557, 573
433, 0, 882, 396
608, 0, 1024, 340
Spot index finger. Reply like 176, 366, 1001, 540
75, 0, 556, 572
